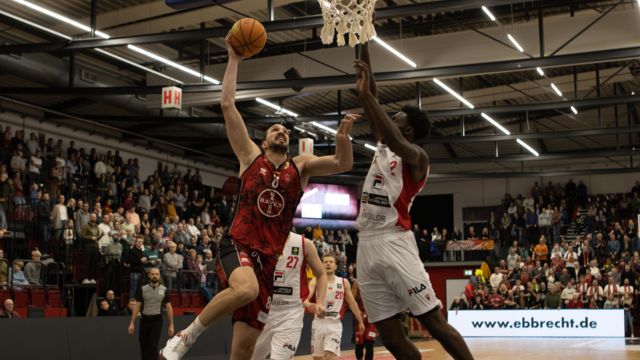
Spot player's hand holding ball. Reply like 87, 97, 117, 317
226, 18, 267, 60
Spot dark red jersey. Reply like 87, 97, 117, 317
229, 154, 303, 257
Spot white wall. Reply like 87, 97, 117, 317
421, 173, 640, 231
0, 111, 235, 187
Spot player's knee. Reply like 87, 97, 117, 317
379, 333, 420, 360
234, 282, 259, 305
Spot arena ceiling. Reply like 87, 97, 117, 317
0, 0, 639, 182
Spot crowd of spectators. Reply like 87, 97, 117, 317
448, 179, 640, 337
0, 125, 237, 310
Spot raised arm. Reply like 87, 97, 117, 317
304, 238, 327, 317
221, 34, 261, 172
359, 43, 381, 142
354, 60, 429, 181
294, 113, 358, 180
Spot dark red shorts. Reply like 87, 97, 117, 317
355, 315, 377, 344
216, 235, 278, 330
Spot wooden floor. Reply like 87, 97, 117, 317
295, 338, 640, 359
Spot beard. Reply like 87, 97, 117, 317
267, 140, 288, 154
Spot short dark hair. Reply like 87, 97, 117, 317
401, 105, 431, 141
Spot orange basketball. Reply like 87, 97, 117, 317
228, 18, 267, 58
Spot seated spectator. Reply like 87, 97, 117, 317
0, 249, 7, 285
603, 294, 619, 309
9, 261, 29, 286
567, 294, 583, 309
0, 299, 20, 318
449, 296, 468, 311
487, 287, 504, 309
24, 249, 43, 286
98, 299, 119, 317
544, 284, 561, 309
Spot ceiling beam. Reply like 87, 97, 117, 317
1, 46, 639, 96
0, 0, 523, 54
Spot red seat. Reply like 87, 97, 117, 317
47, 288, 61, 308
13, 289, 29, 307
30, 288, 45, 307
180, 292, 191, 307
170, 292, 181, 308
190, 291, 204, 308
0, 289, 11, 302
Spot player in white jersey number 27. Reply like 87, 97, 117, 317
352, 41, 474, 360
308, 255, 364, 360
251, 232, 327, 360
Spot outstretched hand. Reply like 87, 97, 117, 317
337, 113, 361, 136
225, 33, 245, 63
354, 60, 371, 98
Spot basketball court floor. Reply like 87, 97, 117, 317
294, 338, 640, 359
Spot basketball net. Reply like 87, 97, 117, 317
317, 0, 376, 47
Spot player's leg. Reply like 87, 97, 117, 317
231, 321, 262, 360
311, 319, 325, 360
251, 314, 275, 360
374, 315, 421, 360
268, 308, 304, 359
363, 341, 374, 360
416, 308, 474, 360
323, 351, 337, 360
321, 322, 341, 360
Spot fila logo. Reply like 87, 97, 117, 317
372, 173, 384, 190
283, 343, 297, 351
408, 283, 427, 296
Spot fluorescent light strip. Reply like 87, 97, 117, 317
293, 126, 317, 138
364, 143, 377, 152
570, 106, 578, 115
516, 138, 539, 157
12, 0, 109, 39
310, 121, 337, 135
0, 9, 71, 40
128, 45, 220, 84
550, 82, 563, 96
255, 98, 299, 117
372, 36, 417, 68
507, 34, 524, 53
480, 113, 511, 135
536, 67, 545, 76
94, 49, 183, 84
433, 78, 475, 109
481, 6, 496, 21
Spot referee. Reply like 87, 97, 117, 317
128, 267, 174, 360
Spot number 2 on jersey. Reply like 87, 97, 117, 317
286, 256, 299, 269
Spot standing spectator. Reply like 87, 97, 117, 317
0, 249, 7, 286
128, 268, 174, 360
0, 166, 10, 229
36, 192, 52, 254
127, 236, 147, 296
27, 149, 42, 189
533, 236, 549, 265
75, 202, 91, 236
0, 299, 20, 318
51, 195, 68, 252
162, 242, 183, 290
544, 284, 561, 309
24, 249, 43, 286
97, 214, 113, 253
138, 188, 151, 214
81, 213, 102, 284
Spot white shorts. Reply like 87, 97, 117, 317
357, 230, 441, 323
251, 305, 304, 360
311, 318, 342, 357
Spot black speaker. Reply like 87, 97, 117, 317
284, 67, 304, 92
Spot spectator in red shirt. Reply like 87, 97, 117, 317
487, 287, 505, 309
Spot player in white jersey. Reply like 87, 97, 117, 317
308, 254, 363, 360
251, 232, 327, 360
352, 43, 474, 360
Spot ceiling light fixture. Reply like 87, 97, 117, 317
94, 49, 184, 84
12, 0, 110, 39
255, 98, 299, 117
128, 45, 220, 84
550, 83, 563, 97
372, 36, 417, 68
364, 143, 377, 152
433, 78, 475, 109
293, 126, 317, 138
507, 34, 524, 53
570, 106, 578, 115
536, 67, 545, 76
481, 6, 496, 21
310, 121, 338, 135
480, 113, 511, 135
517, 138, 540, 157
0, 9, 71, 39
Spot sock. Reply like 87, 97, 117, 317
182, 316, 206, 341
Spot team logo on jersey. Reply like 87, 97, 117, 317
326, 300, 334, 309
274, 270, 285, 283
291, 246, 299, 255
158, 289, 165, 296
257, 188, 285, 217
372, 173, 384, 190
283, 343, 296, 352
260, 167, 267, 176
408, 283, 427, 296
337, 283, 342, 289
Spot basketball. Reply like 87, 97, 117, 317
228, 18, 267, 58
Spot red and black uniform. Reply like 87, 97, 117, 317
355, 289, 377, 345
217, 154, 303, 329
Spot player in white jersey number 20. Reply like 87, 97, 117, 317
352, 41, 474, 360
251, 232, 327, 360
308, 255, 364, 360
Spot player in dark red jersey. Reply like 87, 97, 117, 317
351, 279, 375, 360
160, 33, 357, 360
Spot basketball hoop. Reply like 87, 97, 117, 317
317, 0, 377, 47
